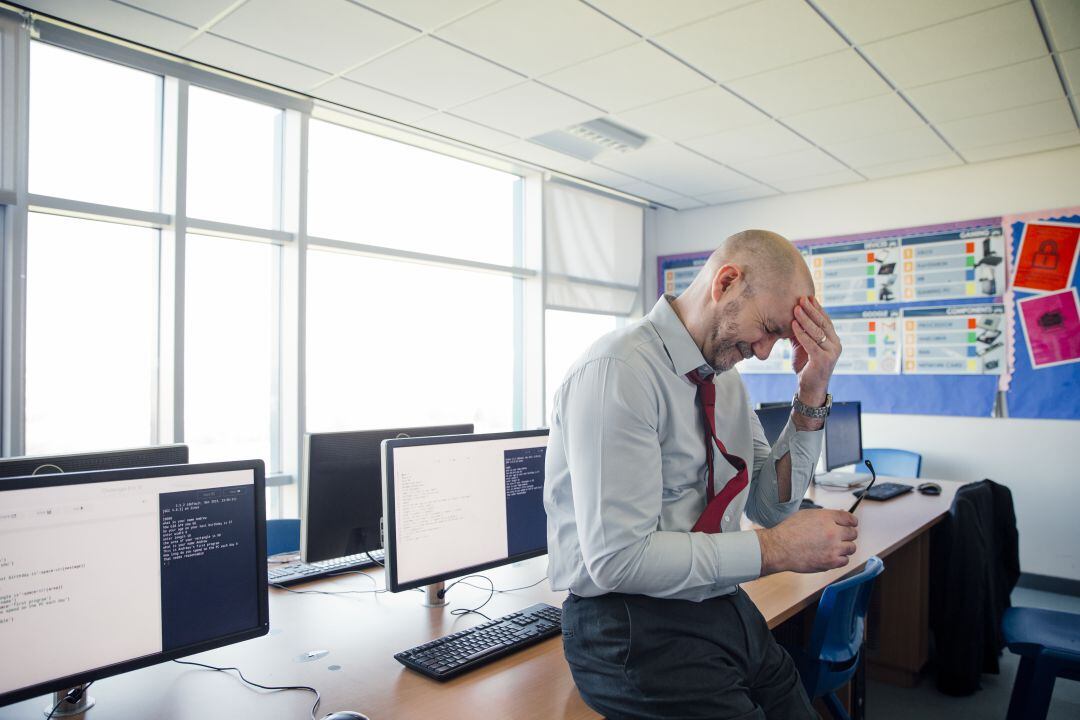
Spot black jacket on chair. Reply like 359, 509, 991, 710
929, 479, 1020, 696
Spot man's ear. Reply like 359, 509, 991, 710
710, 264, 742, 302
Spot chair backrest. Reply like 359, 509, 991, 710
809, 556, 885, 665
267, 518, 301, 557
862, 448, 922, 478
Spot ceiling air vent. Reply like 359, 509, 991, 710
530, 118, 647, 161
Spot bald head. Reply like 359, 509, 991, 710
690, 229, 812, 298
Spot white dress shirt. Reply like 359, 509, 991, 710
544, 295, 823, 601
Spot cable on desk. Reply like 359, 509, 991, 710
436, 575, 551, 620
364, 551, 384, 567
457, 576, 549, 595
173, 659, 325, 720
45, 682, 93, 720
271, 566, 387, 597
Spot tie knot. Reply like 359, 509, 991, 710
685, 370, 714, 387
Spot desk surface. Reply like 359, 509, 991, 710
0, 478, 959, 720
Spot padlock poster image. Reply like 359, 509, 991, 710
1012, 221, 1080, 293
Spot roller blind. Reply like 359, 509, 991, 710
544, 181, 643, 315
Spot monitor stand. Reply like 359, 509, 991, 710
423, 581, 448, 607
44, 684, 95, 717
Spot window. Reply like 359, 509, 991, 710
25, 213, 158, 454
29, 42, 161, 209
307, 119, 519, 266
187, 86, 282, 228
545, 309, 620, 404
306, 249, 516, 433
185, 234, 278, 468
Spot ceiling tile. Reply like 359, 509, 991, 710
616, 86, 768, 141
316, 78, 437, 122
826, 125, 949, 167
697, 183, 778, 205
410, 112, 519, 148
655, 0, 846, 82
785, 93, 925, 145
450, 82, 602, 137
1062, 48, 1080, 96
859, 152, 963, 179
572, 165, 640, 190
500, 139, 594, 174
358, 0, 494, 31
184, 33, 331, 91
814, 0, 1012, 44
211, 0, 418, 73
727, 147, 848, 183
666, 196, 707, 210
962, 129, 1080, 161
436, 0, 638, 76
728, 50, 891, 117
121, 0, 233, 28
773, 169, 863, 193
595, 142, 748, 195
861, 3, 1047, 88
938, 98, 1077, 150
683, 121, 812, 164
906, 57, 1064, 124
619, 180, 686, 203
346, 37, 522, 109
586, 0, 759, 36
1040, 0, 1080, 52
22, 0, 195, 52
541, 42, 711, 113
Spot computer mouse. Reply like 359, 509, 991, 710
917, 482, 941, 496
322, 712, 370, 720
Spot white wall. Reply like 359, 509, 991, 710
651, 145, 1080, 582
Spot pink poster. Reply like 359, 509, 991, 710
1017, 288, 1080, 369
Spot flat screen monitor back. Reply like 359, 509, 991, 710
0, 444, 188, 479
825, 401, 862, 471
302, 424, 473, 563
755, 406, 790, 446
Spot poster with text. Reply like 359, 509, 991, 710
899, 226, 1006, 302
1017, 288, 1080, 369
738, 339, 793, 375
659, 255, 708, 297
810, 238, 902, 307
902, 304, 1006, 375
1012, 221, 1080, 293
829, 308, 901, 374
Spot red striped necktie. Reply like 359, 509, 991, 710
686, 371, 749, 533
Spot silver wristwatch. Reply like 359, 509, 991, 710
792, 393, 832, 418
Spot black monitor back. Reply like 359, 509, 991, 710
302, 424, 473, 563
754, 406, 790, 446
0, 444, 188, 479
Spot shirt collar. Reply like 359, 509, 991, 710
648, 295, 715, 379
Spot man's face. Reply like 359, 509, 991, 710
705, 279, 805, 372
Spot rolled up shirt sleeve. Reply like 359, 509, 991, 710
744, 409, 822, 528
559, 356, 762, 597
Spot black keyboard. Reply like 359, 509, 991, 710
268, 550, 384, 586
853, 481, 914, 502
395, 603, 562, 680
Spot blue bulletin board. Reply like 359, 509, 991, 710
657, 210, 1080, 418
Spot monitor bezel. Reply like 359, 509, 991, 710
0, 444, 189, 479
0, 459, 269, 708
825, 400, 863, 471
300, 424, 474, 563
382, 428, 550, 594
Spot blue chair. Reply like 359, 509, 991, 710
788, 556, 884, 720
1003, 607, 1080, 720
266, 518, 300, 557
861, 448, 921, 478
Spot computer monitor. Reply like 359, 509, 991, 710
0, 444, 189, 479
0, 460, 268, 708
757, 401, 790, 409
382, 429, 549, 594
302, 424, 473, 563
825, 401, 863, 471
755, 406, 790, 447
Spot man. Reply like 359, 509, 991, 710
544, 229, 857, 719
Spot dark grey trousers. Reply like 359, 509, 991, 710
561, 588, 818, 720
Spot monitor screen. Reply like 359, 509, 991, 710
382, 429, 549, 593
825, 401, 863, 471
0, 460, 268, 707
755, 406, 790, 447
0, 444, 189, 479
302, 424, 473, 563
